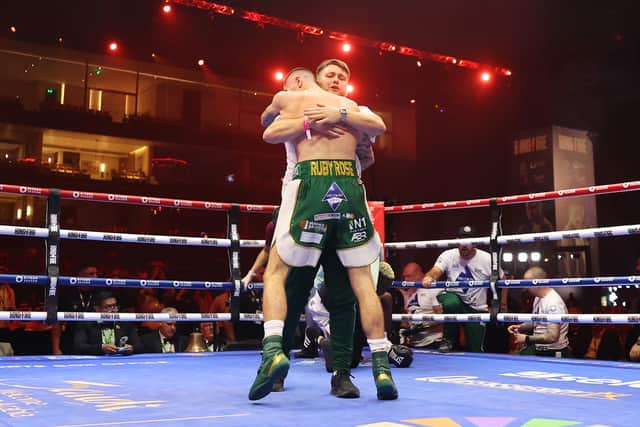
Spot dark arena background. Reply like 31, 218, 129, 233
0, 1, 639, 426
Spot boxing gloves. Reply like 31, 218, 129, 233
388, 344, 413, 368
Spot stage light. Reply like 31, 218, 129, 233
58, 36, 63, 44
197, 59, 205, 66
162, 2, 172, 13
416, 59, 422, 67
342, 42, 351, 53
506, 70, 512, 76
108, 42, 119, 52
10, 26, 16, 33
409, 99, 416, 104
481, 72, 491, 82
274, 71, 284, 81
346, 84, 354, 94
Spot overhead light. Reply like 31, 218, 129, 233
530, 252, 541, 262
517, 252, 528, 263
502, 252, 513, 263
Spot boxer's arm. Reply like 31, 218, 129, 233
261, 105, 280, 127
304, 102, 386, 137
263, 116, 305, 144
260, 91, 287, 127
356, 140, 375, 171
343, 107, 386, 137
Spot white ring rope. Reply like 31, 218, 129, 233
3, 311, 638, 324
0, 225, 265, 248
385, 224, 640, 250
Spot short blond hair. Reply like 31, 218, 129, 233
316, 59, 350, 78
283, 67, 315, 88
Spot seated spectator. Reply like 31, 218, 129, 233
399, 262, 443, 349
572, 323, 623, 361
0, 259, 16, 353
200, 322, 224, 351
507, 267, 570, 357
52, 263, 99, 354
73, 291, 143, 355
141, 307, 187, 353
422, 226, 492, 353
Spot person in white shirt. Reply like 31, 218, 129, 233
508, 267, 570, 357
399, 262, 443, 348
422, 226, 492, 352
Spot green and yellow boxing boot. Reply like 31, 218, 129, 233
248, 335, 290, 401
371, 350, 398, 400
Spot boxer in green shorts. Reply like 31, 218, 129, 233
249, 68, 397, 401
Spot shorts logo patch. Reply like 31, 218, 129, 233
322, 182, 347, 211
351, 231, 368, 242
314, 213, 341, 221
300, 231, 323, 244
300, 220, 328, 233
348, 217, 367, 232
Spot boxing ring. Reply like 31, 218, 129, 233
0, 351, 638, 427
1, 181, 640, 427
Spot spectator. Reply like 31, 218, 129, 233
626, 325, 640, 361
140, 307, 187, 353
507, 267, 570, 357
399, 262, 443, 349
52, 263, 99, 354
422, 226, 493, 352
73, 291, 142, 355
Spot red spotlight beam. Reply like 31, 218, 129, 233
170, 0, 512, 76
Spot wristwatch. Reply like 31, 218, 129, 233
339, 107, 348, 123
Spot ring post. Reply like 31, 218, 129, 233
45, 188, 61, 325
227, 204, 242, 323
489, 197, 502, 322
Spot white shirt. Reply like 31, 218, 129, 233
533, 289, 569, 350
280, 106, 377, 196
405, 288, 444, 347
434, 248, 492, 311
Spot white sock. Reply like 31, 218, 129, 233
263, 320, 284, 338
368, 338, 388, 353
383, 333, 392, 353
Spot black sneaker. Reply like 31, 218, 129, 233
320, 338, 334, 373
330, 370, 360, 398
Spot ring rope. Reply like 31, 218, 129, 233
0, 225, 265, 248
497, 313, 640, 324
385, 223, 640, 250
384, 180, 640, 213
2, 311, 638, 324
391, 276, 640, 289
0, 183, 277, 213
4, 272, 638, 291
